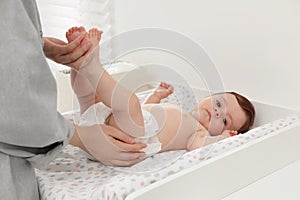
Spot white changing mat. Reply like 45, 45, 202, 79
35, 85, 300, 200
36, 114, 300, 200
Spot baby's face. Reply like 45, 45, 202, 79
190, 93, 247, 136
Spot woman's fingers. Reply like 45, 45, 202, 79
60, 34, 85, 55
66, 50, 91, 70
102, 124, 136, 144
62, 41, 92, 66
109, 136, 147, 152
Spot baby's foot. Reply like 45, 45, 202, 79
66, 26, 87, 43
86, 28, 102, 49
153, 82, 174, 99
81, 28, 102, 66
71, 28, 103, 69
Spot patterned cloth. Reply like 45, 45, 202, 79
36, 85, 300, 200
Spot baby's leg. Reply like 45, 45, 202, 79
74, 29, 145, 137
66, 27, 97, 113
70, 69, 96, 114
66, 27, 102, 103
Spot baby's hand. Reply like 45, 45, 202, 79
217, 130, 238, 141
153, 82, 174, 99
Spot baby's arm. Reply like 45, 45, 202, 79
143, 82, 174, 104
186, 130, 237, 151
218, 130, 238, 141
186, 130, 208, 151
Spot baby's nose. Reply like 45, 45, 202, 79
214, 107, 224, 118
214, 108, 220, 118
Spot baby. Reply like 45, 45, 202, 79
67, 27, 255, 160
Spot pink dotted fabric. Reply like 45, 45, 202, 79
35, 86, 300, 200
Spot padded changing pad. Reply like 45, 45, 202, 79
35, 85, 300, 200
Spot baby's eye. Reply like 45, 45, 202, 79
223, 118, 227, 125
216, 100, 221, 107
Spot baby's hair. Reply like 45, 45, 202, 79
226, 92, 255, 133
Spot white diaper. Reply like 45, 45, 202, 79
79, 102, 112, 126
134, 109, 161, 157
79, 102, 161, 157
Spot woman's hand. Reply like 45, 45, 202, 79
70, 124, 147, 166
43, 36, 92, 69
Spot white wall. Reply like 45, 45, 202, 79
112, 0, 300, 111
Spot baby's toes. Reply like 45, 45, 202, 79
78, 26, 86, 33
